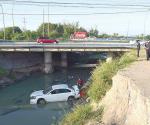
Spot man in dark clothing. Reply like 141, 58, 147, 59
136, 40, 140, 57
145, 41, 150, 60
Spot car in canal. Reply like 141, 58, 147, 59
37, 37, 58, 43
30, 84, 80, 104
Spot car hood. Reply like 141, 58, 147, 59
30, 90, 44, 97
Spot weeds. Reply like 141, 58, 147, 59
88, 51, 137, 102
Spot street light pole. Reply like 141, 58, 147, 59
0, 4, 6, 40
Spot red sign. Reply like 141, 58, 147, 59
73, 32, 87, 39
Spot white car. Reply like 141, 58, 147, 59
30, 84, 80, 104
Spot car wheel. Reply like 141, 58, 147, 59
37, 99, 46, 105
67, 96, 75, 105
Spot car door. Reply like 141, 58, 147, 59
45, 89, 58, 102
46, 89, 66, 102
58, 89, 72, 101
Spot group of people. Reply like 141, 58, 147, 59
136, 40, 150, 60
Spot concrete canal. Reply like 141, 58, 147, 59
0, 68, 91, 125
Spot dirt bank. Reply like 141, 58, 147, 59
99, 61, 150, 125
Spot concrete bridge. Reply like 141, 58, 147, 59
0, 42, 135, 73
0, 42, 134, 52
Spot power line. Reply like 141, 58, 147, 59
8, 1, 150, 8
1, 0, 150, 8
2, 2, 148, 10
0, 10, 148, 16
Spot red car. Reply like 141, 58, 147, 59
37, 37, 58, 43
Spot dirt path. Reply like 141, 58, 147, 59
120, 49, 150, 98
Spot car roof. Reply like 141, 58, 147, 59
52, 84, 69, 90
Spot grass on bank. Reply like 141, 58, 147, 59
61, 104, 103, 125
61, 51, 137, 125
88, 50, 137, 102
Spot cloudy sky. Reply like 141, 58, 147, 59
0, 0, 150, 36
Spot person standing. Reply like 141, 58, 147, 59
76, 78, 84, 89
145, 41, 150, 60
136, 40, 141, 57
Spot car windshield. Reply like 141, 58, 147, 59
43, 86, 52, 94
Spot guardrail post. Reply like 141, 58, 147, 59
44, 52, 53, 73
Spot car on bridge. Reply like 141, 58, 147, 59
30, 84, 80, 104
37, 37, 58, 43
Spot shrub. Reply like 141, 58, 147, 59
61, 104, 104, 125
88, 51, 137, 102
90, 106, 104, 122
61, 104, 92, 125
88, 60, 119, 101
118, 51, 137, 69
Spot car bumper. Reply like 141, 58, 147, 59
30, 99, 37, 104
75, 94, 80, 99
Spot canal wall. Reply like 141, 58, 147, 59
0, 52, 102, 88
0, 52, 44, 88
0, 52, 44, 70
97, 61, 150, 125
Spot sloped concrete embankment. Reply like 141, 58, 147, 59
0, 52, 44, 88
101, 61, 150, 125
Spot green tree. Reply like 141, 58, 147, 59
55, 24, 64, 37
0, 26, 22, 40
145, 35, 150, 40
30, 31, 38, 40
136, 34, 145, 40
112, 33, 119, 38
98, 33, 110, 38
89, 28, 99, 37
37, 23, 57, 37
0, 31, 3, 39
12, 33, 26, 40
49, 31, 60, 39
63, 23, 77, 38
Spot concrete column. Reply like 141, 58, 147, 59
61, 52, 67, 67
44, 52, 53, 74
106, 53, 113, 63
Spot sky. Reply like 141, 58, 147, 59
0, 0, 150, 36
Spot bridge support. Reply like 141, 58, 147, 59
61, 52, 67, 67
44, 52, 53, 74
106, 53, 113, 63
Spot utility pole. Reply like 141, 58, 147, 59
12, 0, 15, 35
48, 3, 50, 37
23, 17, 27, 31
12, 7, 15, 34
126, 21, 130, 40
43, 8, 45, 37
0, 4, 6, 40
143, 12, 148, 41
